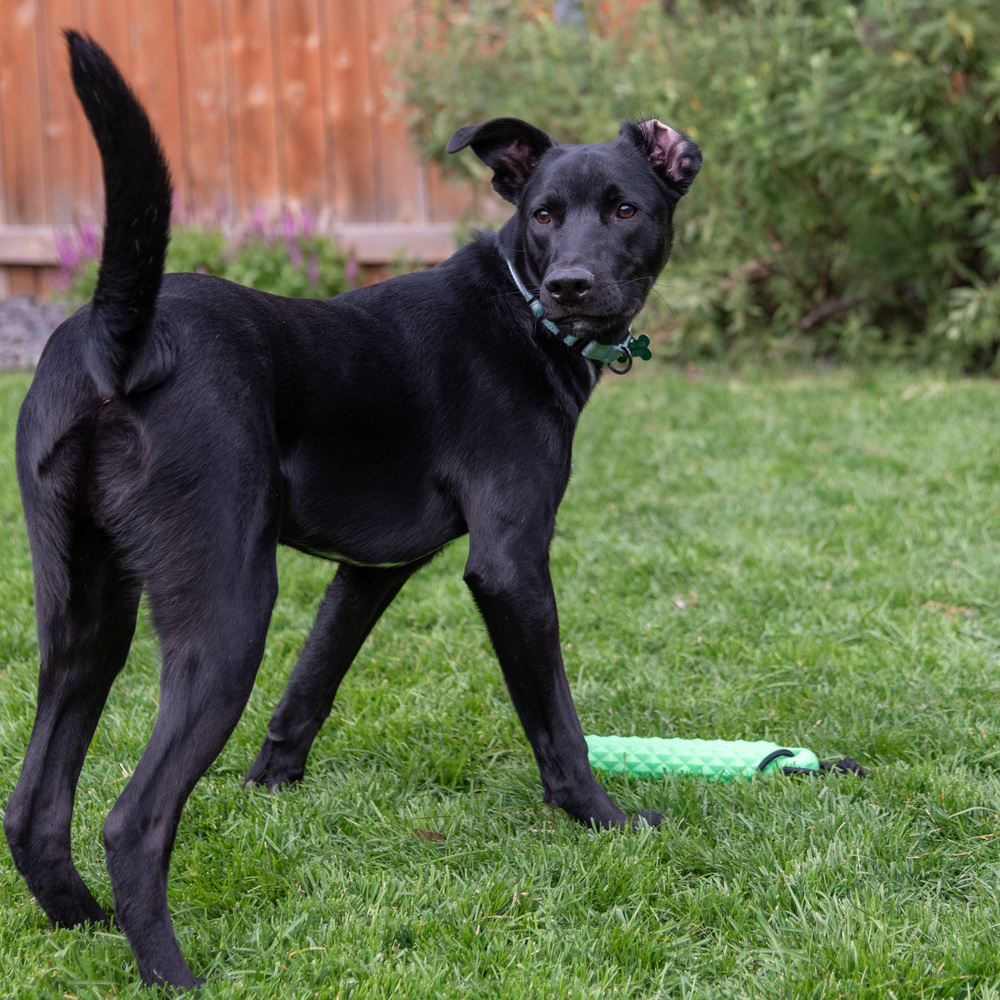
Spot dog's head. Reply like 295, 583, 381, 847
447, 117, 701, 344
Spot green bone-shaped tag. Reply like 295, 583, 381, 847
620, 334, 652, 364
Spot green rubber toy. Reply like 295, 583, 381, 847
585, 734, 822, 781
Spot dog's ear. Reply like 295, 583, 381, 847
446, 118, 555, 202
623, 119, 702, 197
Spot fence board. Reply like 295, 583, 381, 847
323, 1, 378, 223
368, 0, 425, 225
275, 0, 327, 211
39, 0, 95, 225
175, 0, 233, 216
226, 0, 282, 214
129, 0, 187, 208
0, 0, 47, 294
1, 2, 47, 225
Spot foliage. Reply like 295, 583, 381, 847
54, 208, 352, 307
399, 0, 1000, 369
2, 366, 1000, 996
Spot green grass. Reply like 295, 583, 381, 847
1, 366, 999, 999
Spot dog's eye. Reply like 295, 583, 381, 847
534, 208, 552, 225
616, 203, 637, 219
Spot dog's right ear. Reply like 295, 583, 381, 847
446, 118, 555, 202
624, 119, 702, 198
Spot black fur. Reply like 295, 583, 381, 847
4, 33, 701, 990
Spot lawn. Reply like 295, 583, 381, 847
1, 366, 999, 999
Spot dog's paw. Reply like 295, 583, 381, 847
147, 973, 206, 996
242, 739, 304, 791
631, 809, 663, 830
50, 901, 112, 931
582, 808, 664, 832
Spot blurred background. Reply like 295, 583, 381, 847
1, 0, 997, 369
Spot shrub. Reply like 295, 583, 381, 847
55, 208, 351, 308
399, 0, 1000, 368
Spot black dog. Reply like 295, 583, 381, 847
4, 33, 701, 990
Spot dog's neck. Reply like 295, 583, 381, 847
502, 256, 644, 375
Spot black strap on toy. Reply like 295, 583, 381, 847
756, 748, 869, 778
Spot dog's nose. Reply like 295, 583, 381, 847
544, 267, 594, 304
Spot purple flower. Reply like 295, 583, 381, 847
308, 254, 319, 287
79, 221, 101, 259
54, 231, 80, 273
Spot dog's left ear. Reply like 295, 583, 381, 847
624, 119, 702, 197
446, 117, 555, 202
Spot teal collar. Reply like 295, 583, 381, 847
503, 256, 650, 373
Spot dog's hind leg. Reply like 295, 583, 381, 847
4, 528, 140, 930
102, 540, 279, 989
244, 561, 419, 790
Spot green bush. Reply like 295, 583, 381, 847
55, 209, 351, 308
400, 0, 1000, 369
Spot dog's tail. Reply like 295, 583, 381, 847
67, 31, 173, 397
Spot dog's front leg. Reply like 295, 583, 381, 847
464, 542, 660, 830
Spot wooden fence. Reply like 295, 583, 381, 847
0, 0, 493, 297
